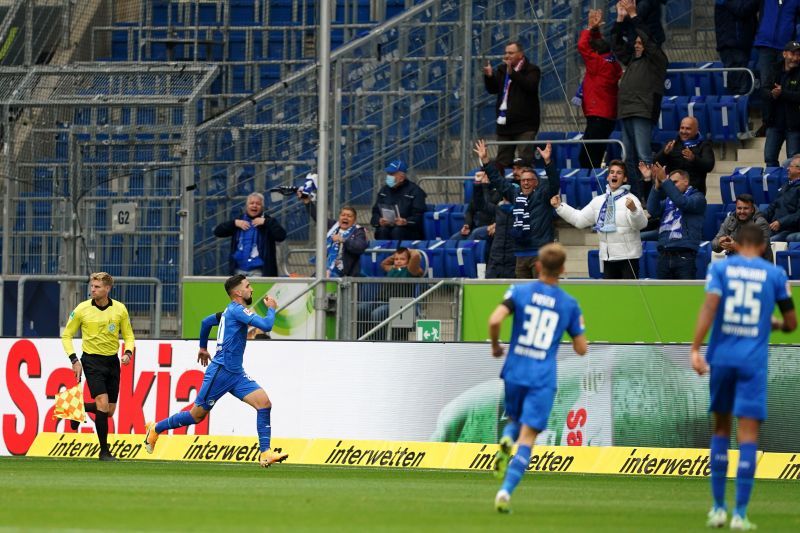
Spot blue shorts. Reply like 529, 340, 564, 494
503, 381, 556, 433
195, 362, 262, 410
709, 365, 767, 421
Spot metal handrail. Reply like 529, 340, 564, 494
16, 275, 162, 338
666, 66, 756, 97
358, 279, 448, 341
484, 138, 627, 162
275, 278, 327, 315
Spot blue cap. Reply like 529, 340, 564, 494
385, 159, 407, 174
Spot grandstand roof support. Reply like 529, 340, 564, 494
314, 0, 332, 339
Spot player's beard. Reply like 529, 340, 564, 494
244, 296, 253, 305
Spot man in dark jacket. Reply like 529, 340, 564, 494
754, 0, 800, 106
654, 116, 716, 195
475, 140, 560, 279
371, 159, 427, 240
712, 193, 773, 261
451, 170, 501, 240
612, 0, 668, 201
764, 154, 800, 241
763, 41, 800, 167
482, 41, 541, 168
214, 192, 287, 276
645, 164, 707, 280
303, 201, 368, 277
714, 0, 760, 95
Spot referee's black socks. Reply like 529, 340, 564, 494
94, 410, 109, 454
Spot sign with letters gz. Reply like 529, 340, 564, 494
112, 202, 137, 234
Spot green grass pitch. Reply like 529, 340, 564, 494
2, 457, 799, 531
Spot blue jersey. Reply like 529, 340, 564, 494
213, 301, 274, 373
501, 281, 585, 389
705, 255, 791, 369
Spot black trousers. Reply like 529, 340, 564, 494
580, 116, 617, 169
603, 259, 640, 279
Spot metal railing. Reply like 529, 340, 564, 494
15, 275, 162, 337
484, 138, 627, 163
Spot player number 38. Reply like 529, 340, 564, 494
518, 305, 559, 353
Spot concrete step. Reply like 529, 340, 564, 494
737, 148, 763, 162
556, 225, 599, 246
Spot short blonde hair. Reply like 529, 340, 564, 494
537, 243, 567, 277
89, 272, 114, 287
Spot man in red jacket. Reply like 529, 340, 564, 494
578, 8, 622, 169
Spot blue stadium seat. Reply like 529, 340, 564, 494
709, 95, 739, 142
449, 211, 466, 237
716, 203, 736, 229
775, 243, 800, 279
563, 132, 584, 169
695, 242, 712, 279
677, 96, 710, 138
424, 239, 447, 277
703, 204, 723, 241
664, 62, 693, 96
684, 62, 717, 97
587, 250, 602, 279
720, 167, 759, 204
750, 167, 787, 204
643, 241, 659, 279
559, 168, 584, 207
735, 95, 750, 135
658, 96, 680, 132
577, 169, 606, 208
423, 205, 453, 240
444, 240, 487, 278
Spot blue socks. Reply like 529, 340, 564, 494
501, 421, 520, 443
501, 444, 531, 495
155, 410, 196, 434
257, 408, 272, 452
710, 435, 729, 510
735, 442, 757, 517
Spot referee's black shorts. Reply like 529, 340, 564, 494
81, 353, 121, 403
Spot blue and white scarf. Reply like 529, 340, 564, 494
233, 214, 264, 270
682, 134, 702, 150
325, 223, 355, 277
659, 186, 696, 240
511, 192, 531, 237
594, 185, 630, 233
497, 60, 524, 125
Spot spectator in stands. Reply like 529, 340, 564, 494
764, 154, 800, 241
612, 0, 668, 201
358, 247, 424, 340
451, 170, 500, 240
485, 170, 519, 279
753, 0, 800, 126
551, 160, 648, 279
475, 139, 559, 279
370, 159, 427, 240
653, 116, 716, 194
762, 41, 800, 167
577, 8, 622, 169
299, 195, 368, 277
712, 193, 773, 261
643, 163, 707, 279
482, 41, 541, 168
714, 0, 760, 95
621, 0, 668, 47
214, 192, 287, 277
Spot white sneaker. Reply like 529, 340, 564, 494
706, 507, 727, 528
730, 514, 757, 530
494, 489, 511, 514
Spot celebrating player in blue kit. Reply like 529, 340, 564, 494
144, 274, 288, 468
691, 224, 796, 530
488, 243, 588, 513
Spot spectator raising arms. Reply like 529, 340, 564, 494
612, 0, 668, 201
577, 8, 622, 169
475, 139, 560, 279
214, 192, 287, 277
551, 160, 647, 279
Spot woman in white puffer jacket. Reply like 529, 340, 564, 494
550, 160, 648, 279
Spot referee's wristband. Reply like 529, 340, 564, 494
68, 354, 79, 364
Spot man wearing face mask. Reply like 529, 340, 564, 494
370, 159, 428, 240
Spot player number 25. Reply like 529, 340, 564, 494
723, 279, 762, 325
518, 305, 559, 351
